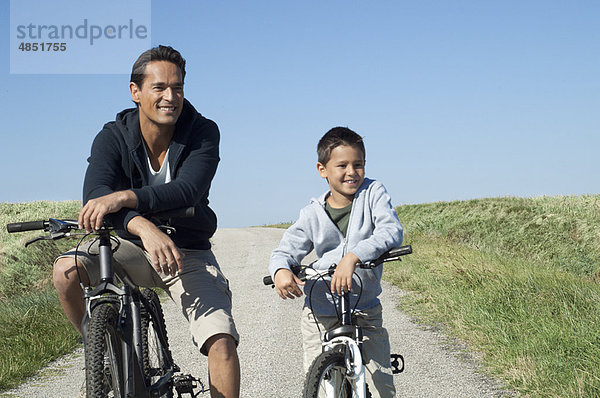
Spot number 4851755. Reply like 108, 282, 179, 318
18, 42, 67, 51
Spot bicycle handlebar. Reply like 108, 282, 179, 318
146, 206, 195, 220
6, 220, 48, 233
263, 245, 413, 286
6, 206, 196, 235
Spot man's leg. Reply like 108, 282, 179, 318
205, 333, 240, 398
53, 257, 90, 334
162, 249, 240, 398
53, 238, 156, 334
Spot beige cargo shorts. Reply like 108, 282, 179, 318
57, 237, 239, 355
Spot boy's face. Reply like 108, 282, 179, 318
317, 145, 365, 207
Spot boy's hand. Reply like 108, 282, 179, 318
331, 252, 359, 295
274, 268, 305, 300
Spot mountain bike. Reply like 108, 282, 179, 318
263, 245, 412, 398
7, 208, 205, 398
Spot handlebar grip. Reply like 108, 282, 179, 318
263, 275, 274, 286
149, 207, 195, 220
387, 245, 412, 258
6, 220, 48, 233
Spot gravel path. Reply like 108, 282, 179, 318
2, 228, 516, 397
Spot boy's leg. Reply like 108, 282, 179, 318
163, 249, 240, 398
301, 304, 395, 397
356, 303, 396, 398
300, 306, 338, 372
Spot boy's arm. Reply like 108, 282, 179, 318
350, 182, 403, 264
269, 208, 314, 299
330, 252, 359, 295
273, 269, 305, 299
332, 183, 401, 294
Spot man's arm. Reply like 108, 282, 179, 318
126, 216, 184, 276
78, 190, 137, 232
78, 189, 183, 276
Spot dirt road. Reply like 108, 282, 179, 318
2, 228, 514, 397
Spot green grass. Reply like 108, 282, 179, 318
385, 195, 600, 397
0, 289, 80, 390
0, 201, 81, 390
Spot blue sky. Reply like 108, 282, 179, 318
1, 1, 598, 228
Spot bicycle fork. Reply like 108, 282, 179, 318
322, 336, 367, 398
321, 292, 368, 398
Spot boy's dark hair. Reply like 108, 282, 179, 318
317, 127, 366, 165
130, 45, 186, 88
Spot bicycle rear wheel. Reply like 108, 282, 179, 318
85, 303, 124, 397
141, 288, 174, 397
303, 350, 372, 398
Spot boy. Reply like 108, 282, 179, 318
269, 126, 403, 397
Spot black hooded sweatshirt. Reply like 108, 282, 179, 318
83, 99, 219, 250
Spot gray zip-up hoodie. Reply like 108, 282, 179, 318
269, 178, 403, 316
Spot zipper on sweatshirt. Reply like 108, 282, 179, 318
341, 198, 357, 257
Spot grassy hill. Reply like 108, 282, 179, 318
0, 201, 81, 390
388, 195, 600, 397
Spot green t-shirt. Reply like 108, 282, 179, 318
325, 201, 353, 237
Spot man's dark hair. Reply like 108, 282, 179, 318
130, 45, 186, 88
317, 126, 366, 165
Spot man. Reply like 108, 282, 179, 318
53, 45, 240, 398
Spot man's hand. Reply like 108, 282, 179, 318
274, 268, 305, 300
330, 252, 359, 295
127, 216, 184, 276
78, 190, 138, 232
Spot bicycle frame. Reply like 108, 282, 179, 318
81, 229, 176, 397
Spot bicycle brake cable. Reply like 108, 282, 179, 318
74, 231, 93, 289
351, 272, 364, 314
308, 269, 334, 337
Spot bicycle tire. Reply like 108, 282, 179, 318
141, 288, 174, 397
303, 350, 372, 398
85, 303, 124, 397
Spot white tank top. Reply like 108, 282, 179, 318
144, 146, 171, 186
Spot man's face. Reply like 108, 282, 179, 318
129, 60, 184, 129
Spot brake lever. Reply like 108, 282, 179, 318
24, 231, 68, 246
25, 236, 46, 247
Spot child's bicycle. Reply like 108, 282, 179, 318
263, 245, 412, 398
7, 208, 205, 398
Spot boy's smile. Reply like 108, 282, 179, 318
317, 145, 365, 208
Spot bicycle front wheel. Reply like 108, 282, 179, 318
85, 303, 124, 397
303, 350, 372, 398
141, 288, 174, 397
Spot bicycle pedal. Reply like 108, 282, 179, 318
390, 354, 404, 374
173, 374, 205, 397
